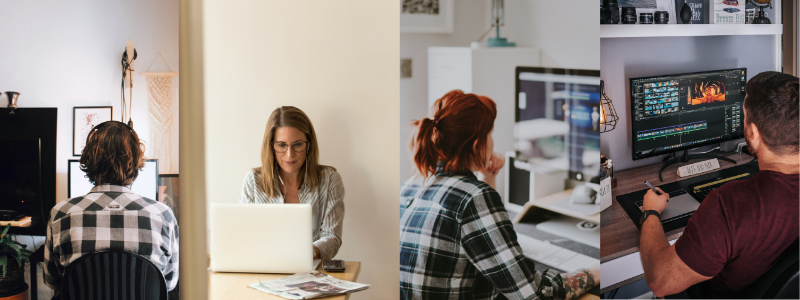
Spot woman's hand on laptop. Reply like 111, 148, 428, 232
313, 245, 320, 259
643, 187, 668, 214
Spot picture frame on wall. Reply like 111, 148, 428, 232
73, 106, 112, 156
400, 0, 454, 33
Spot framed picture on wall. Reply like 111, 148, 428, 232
73, 106, 112, 156
400, 0, 454, 33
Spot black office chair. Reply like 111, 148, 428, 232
740, 240, 799, 299
60, 251, 168, 300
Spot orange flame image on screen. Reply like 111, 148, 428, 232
690, 81, 725, 105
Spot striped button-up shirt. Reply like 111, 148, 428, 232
44, 185, 179, 292
240, 166, 345, 261
400, 167, 565, 300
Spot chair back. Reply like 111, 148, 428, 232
741, 240, 799, 299
60, 251, 168, 300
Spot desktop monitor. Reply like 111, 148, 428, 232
68, 159, 159, 200
630, 68, 746, 160
0, 139, 41, 214
514, 67, 602, 182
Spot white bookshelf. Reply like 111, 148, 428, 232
601, 0, 783, 73
601, 24, 783, 38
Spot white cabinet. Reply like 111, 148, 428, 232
427, 46, 540, 198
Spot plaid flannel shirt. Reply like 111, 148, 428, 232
44, 185, 179, 292
400, 168, 565, 300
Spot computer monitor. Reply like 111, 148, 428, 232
68, 159, 159, 200
515, 67, 601, 182
0, 139, 41, 214
630, 68, 746, 160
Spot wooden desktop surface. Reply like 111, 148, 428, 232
209, 261, 361, 300
600, 151, 754, 262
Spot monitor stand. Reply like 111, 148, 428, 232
658, 149, 736, 182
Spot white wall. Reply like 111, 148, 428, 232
399, 0, 600, 185
0, 0, 180, 178
400, 1, 490, 184
202, 1, 398, 299
0, 1, 178, 298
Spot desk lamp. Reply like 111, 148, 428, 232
485, 0, 516, 47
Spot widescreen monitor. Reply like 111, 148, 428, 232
514, 67, 601, 182
68, 159, 159, 200
630, 68, 746, 160
0, 139, 41, 214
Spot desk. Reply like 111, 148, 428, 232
599, 151, 753, 292
209, 262, 361, 300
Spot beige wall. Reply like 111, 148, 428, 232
202, 1, 399, 298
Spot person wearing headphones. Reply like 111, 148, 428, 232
399, 90, 599, 300
44, 121, 179, 298
240, 106, 345, 261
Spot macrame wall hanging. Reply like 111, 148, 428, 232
141, 52, 178, 174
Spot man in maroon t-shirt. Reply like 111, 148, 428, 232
639, 71, 799, 298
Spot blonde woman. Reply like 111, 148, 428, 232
240, 106, 344, 260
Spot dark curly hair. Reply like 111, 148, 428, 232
79, 121, 146, 186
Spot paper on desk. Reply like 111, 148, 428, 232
600, 239, 677, 289
249, 271, 369, 299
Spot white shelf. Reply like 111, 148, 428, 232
601, 24, 783, 38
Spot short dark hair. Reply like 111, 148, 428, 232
744, 71, 799, 155
79, 121, 146, 186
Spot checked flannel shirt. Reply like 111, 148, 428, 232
44, 185, 179, 292
400, 168, 565, 300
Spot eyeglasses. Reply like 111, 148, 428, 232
272, 141, 309, 153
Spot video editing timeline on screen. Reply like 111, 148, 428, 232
631, 69, 746, 159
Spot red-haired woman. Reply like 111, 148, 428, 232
399, 90, 599, 300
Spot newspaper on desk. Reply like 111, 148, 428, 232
248, 271, 369, 299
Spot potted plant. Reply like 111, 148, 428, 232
0, 225, 32, 298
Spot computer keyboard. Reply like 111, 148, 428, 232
634, 189, 688, 209
691, 173, 753, 200
516, 234, 599, 272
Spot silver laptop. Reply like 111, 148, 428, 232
636, 189, 700, 223
209, 203, 315, 273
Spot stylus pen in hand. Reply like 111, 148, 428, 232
644, 181, 663, 196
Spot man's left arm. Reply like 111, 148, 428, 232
639, 188, 712, 297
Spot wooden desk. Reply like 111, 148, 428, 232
209, 262, 361, 300
599, 152, 753, 292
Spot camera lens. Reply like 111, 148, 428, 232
601, 8, 612, 24
601, 0, 620, 24
654, 11, 669, 24
640, 13, 653, 24
621, 7, 637, 24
